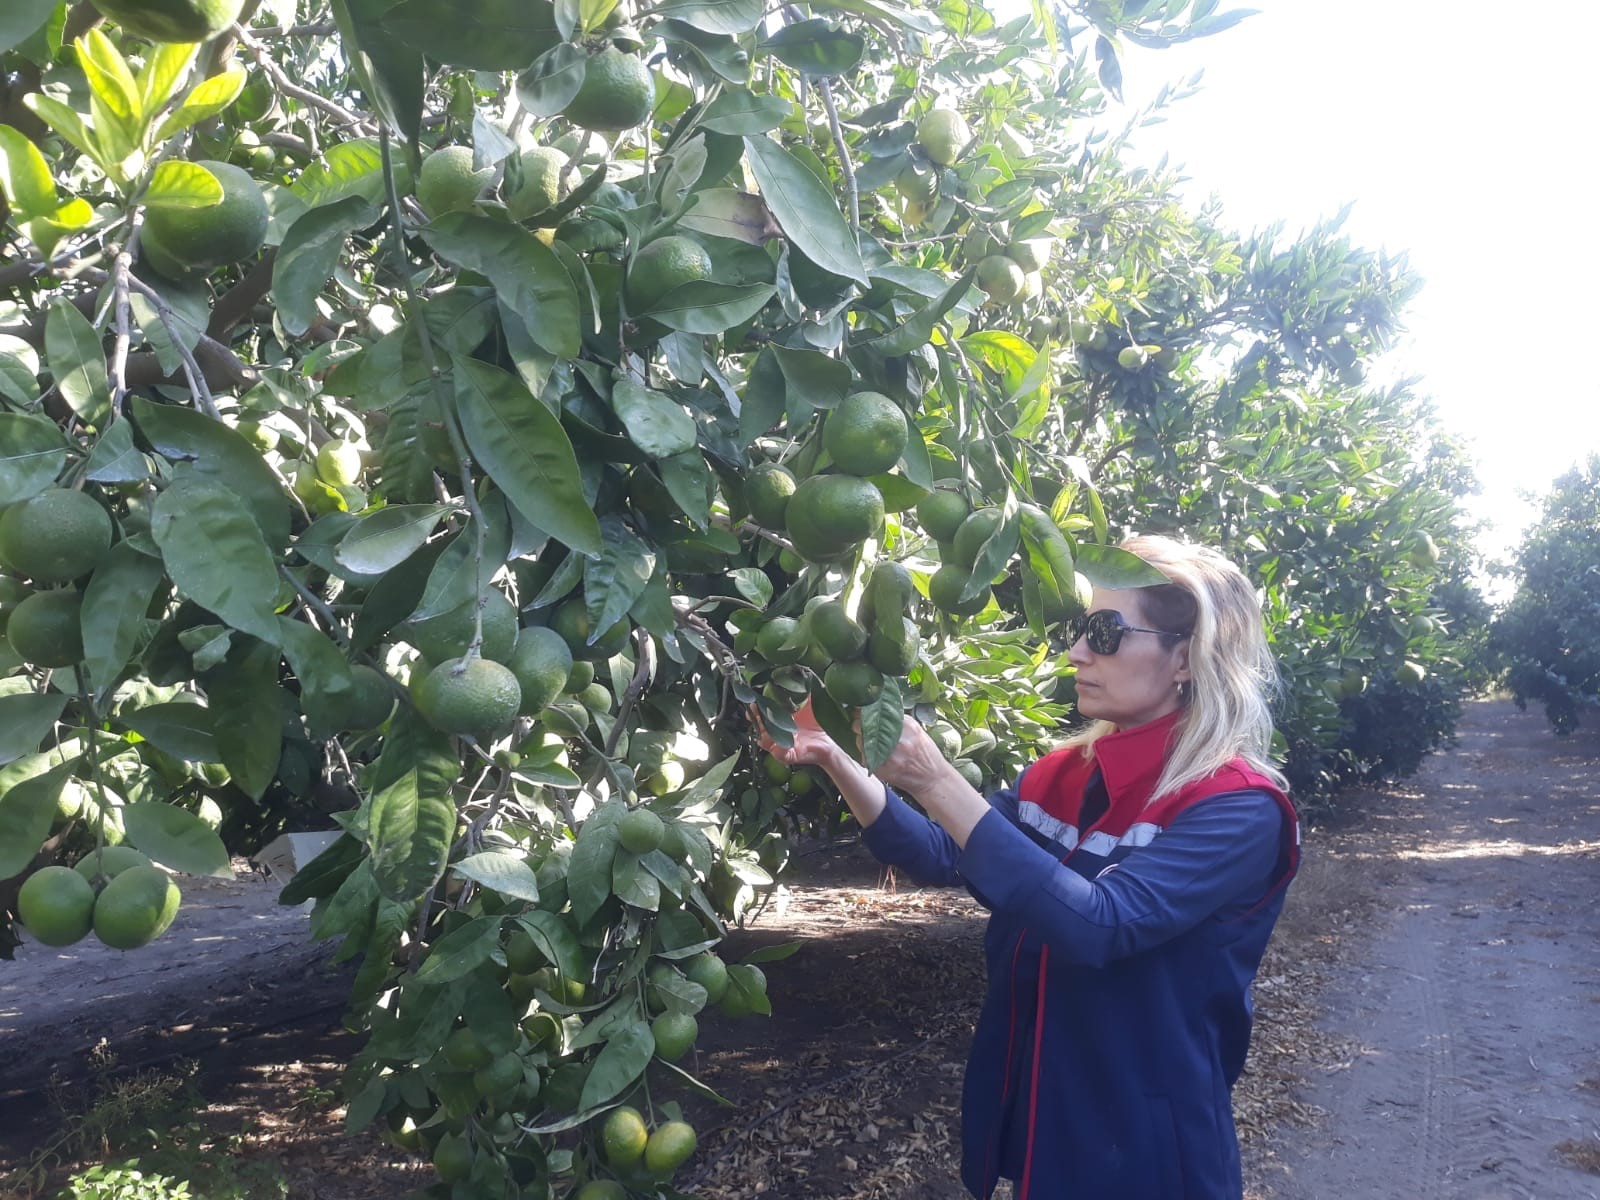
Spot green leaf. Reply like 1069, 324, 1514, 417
75, 27, 139, 127
730, 566, 772, 607
0, 412, 68, 506
961, 495, 1020, 604
84, 418, 151, 484
809, 0, 940, 34
742, 135, 867, 284
514, 910, 584, 977
382, 0, 561, 70
659, 451, 712, 529
151, 67, 247, 143
126, 276, 209, 379
278, 834, 364, 905
452, 355, 602, 558
409, 501, 512, 621
121, 701, 219, 762
699, 93, 795, 136
859, 675, 904, 770
676, 188, 779, 246
123, 801, 233, 877
415, 914, 503, 984
0, 124, 58, 220
612, 378, 698, 457
142, 161, 222, 211
0, 692, 68, 767
0, 0, 57, 55
274, 196, 380, 338
722, 962, 771, 1015
644, 280, 776, 334
0, 334, 40, 406
613, 852, 660, 910
331, 0, 425, 148
568, 797, 624, 925
81, 541, 164, 698
141, 160, 225, 211
1075, 542, 1171, 588
21, 95, 98, 169
743, 940, 802, 964
453, 851, 540, 903
136, 42, 199, 118
45, 297, 110, 424
204, 641, 283, 801
869, 268, 975, 355
514, 43, 589, 117
276, 616, 356, 736
151, 476, 284, 645
578, 1020, 656, 1109
22, 197, 95, 264
584, 516, 655, 639
335, 503, 450, 576
369, 714, 459, 902
0, 761, 71, 878
291, 137, 394, 208
655, 0, 764, 34
765, 19, 866, 76
423, 214, 580, 359
131, 397, 291, 547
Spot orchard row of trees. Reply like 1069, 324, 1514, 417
1, 0, 1483, 1196
1491, 456, 1600, 735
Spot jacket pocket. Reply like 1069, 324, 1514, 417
1141, 1094, 1185, 1199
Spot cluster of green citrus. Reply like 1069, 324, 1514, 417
0, 488, 114, 668
16, 848, 180, 950
919, 491, 1002, 617
584, 1105, 698, 1195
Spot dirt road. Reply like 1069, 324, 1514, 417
1260, 700, 1600, 1199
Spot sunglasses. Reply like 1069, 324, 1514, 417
1068, 609, 1189, 655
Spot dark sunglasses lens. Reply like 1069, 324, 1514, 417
1070, 610, 1123, 654
1086, 611, 1123, 654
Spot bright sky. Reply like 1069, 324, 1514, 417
1095, 0, 1600, 582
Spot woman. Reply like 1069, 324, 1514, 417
762, 535, 1299, 1200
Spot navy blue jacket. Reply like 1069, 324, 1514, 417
861, 711, 1299, 1199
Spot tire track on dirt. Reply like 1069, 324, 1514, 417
1261, 700, 1600, 1200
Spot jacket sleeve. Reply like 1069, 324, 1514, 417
956, 789, 1284, 967
860, 770, 1030, 892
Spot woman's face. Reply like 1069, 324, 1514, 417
1068, 587, 1192, 730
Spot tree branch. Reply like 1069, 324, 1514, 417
232, 24, 369, 129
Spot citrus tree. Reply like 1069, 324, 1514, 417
1490, 454, 1600, 734
0, 0, 1299, 1195
998, 128, 1488, 796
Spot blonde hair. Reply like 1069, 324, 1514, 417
1063, 534, 1288, 800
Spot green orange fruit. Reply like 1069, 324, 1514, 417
414, 656, 523, 739
0, 489, 112, 583
563, 46, 655, 131
89, 0, 246, 42
17, 865, 95, 947
92, 865, 181, 950
142, 161, 268, 271
916, 489, 970, 543
824, 392, 908, 477
6, 589, 85, 667
602, 1105, 649, 1170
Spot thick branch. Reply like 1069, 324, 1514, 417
207, 249, 277, 338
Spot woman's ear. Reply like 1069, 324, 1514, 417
1172, 641, 1192, 687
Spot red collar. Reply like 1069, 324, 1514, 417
1091, 708, 1184, 810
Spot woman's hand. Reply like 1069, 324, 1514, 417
874, 716, 959, 797
755, 697, 843, 770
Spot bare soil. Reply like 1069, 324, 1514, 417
1252, 699, 1600, 1200
1, 698, 1594, 1200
